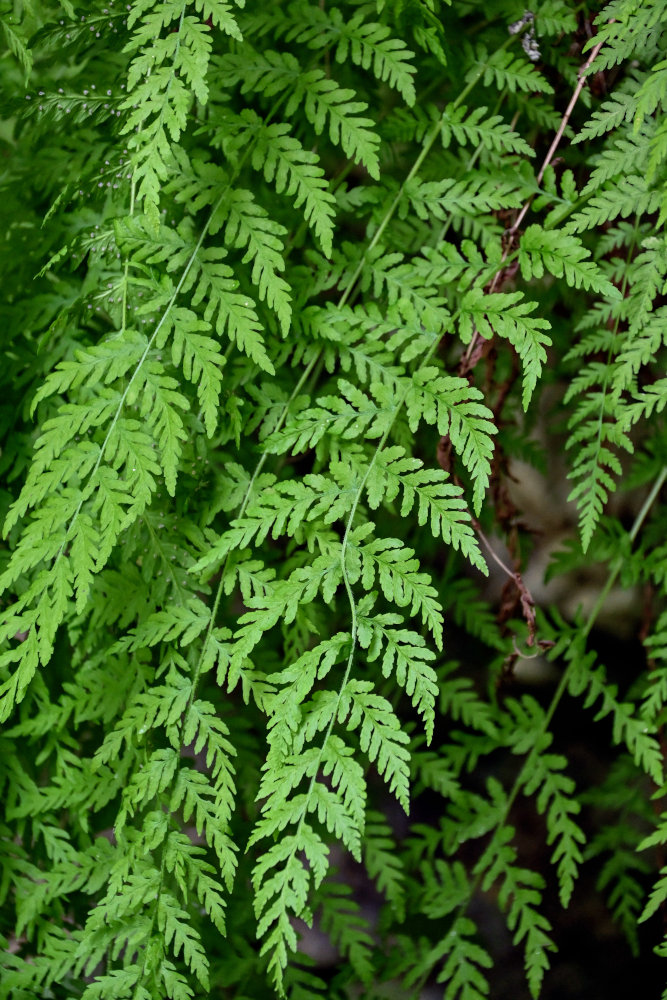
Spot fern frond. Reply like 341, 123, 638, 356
281, 2, 417, 105
557, 632, 664, 784
434, 916, 493, 999
567, 176, 662, 234
585, 2, 665, 72
581, 125, 652, 196
357, 606, 439, 741
4, 4, 667, 997
573, 90, 637, 143
405, 175, 524, 222
519, 225, 621, 298
340, 678, 411, 810
471, 45, 554, 94
406, 367, 496, 513
565, 388, 633, 551
214, 187, 292, 334
458, 288, 552, 408
122, 4, 239, 227
264, 378, 398, 453
439, 102, 534, 156
365, 446, 487, 573
476, 826, 556, 997
217, 48, 381, 177
363, 810, 406, 919
242, 111, 337, 256
519, 747, 585, 907
312, 885, 372, 987
352, 531, 444, 646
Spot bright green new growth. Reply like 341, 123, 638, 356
0, 1, 666, 999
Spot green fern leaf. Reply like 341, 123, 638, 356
435, 917, 493, 999
406, 368, 496, 514
352, 531, 444, 646
363, 810, 406, 920
340, 678, 411, 812
567, 176, 662, 234
357, 608, 438, 741
405, 175, 524, 222
459, 288, 552, 408
243, 111, 336, 256
218, 49, 381, 177
472, 45, 554, 94
158, 891, 209, 989
439, 102, 534, 156
366, 446, 487, 573
573, 90, 637, 143
283, 3, 417, 104
214, 187, 292, 334
519, 224, 621, 298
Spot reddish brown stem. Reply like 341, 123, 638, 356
461, 32, 607, 370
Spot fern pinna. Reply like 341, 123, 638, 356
0, 1, 666, 998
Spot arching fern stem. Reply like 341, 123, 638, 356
190, 24, 526, 701
128, 28, 532, 993
107, 89, 294, 992
167, 34, 529, 983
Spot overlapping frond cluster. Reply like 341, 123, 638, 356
560, 4, 667, 550
1, 2, 666, 999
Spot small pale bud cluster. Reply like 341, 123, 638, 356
508, 11, 541, 63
